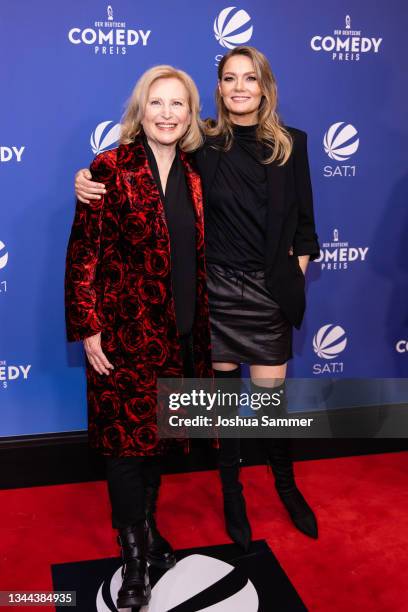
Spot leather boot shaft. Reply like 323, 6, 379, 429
145, 484, 176, 569
117, 523, 151, 608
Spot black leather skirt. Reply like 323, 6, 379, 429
206, 264, 292, 365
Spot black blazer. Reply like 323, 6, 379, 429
195, 127, 319, 329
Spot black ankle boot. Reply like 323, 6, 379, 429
117, 523, 151, 609
145, 484, 176, 569
220, 462, 252, 552
266, 437, 318, 539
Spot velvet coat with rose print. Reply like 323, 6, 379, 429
65, 137, 212, 456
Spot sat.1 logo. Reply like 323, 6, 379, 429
323, 122, 359, 177
90, 121, 121, 155
313, 324, 347, 374
0, 240, 8, 296
214, 6, 253, 66
0, 241, 8, 269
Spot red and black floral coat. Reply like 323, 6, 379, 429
65, 137, 212, 456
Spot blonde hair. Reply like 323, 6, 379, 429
206, 46, 292, 165
120, 65, 203, 152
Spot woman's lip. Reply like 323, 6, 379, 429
155, 123, 177, 129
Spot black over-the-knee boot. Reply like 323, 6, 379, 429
216, 367, 252, 552
251, 380, 318, 539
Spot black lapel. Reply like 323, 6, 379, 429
266, 159, 287, 215
265, 160, 288, 269
195, 137, 221, 201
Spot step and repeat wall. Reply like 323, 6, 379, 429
1, 1, 407, 436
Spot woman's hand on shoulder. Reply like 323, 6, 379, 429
75, 168, 106, 204
83, 332, 114, 375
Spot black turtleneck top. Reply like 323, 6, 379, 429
205, 124, 268, 271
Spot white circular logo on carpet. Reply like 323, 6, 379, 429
96, 553, 259, 611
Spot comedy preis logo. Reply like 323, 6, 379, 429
310, 14, 383, 61
396, 340, 408, 354
68, 4, 151, 56
0, 360, 32, 390
315, 229, 369, 271
0, 146, 25, 163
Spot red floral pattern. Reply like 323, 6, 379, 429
65, 138, 212, 456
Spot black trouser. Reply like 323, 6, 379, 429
105, 333, 195, 529
105, 455, 161, 529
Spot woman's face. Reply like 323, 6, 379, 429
142, 77, 191, 147
218, 54, 262, 125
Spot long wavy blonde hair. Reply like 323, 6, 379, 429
120, 65, 203, 152
206, 46, 292, 165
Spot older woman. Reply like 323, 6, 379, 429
74, 46, 320, 554
65, 66, 211, 609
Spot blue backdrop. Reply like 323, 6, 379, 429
1, 1, 407, 437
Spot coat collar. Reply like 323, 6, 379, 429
116, 136, 150, 172
115, 135, 203, 221
116, 135, 197, 176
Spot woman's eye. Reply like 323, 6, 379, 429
150, 100, 160, 105
223, 76, 234, 81
247, 76, 257, 81
172, 101, 183, 106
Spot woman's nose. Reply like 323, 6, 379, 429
160, 105, 172, 118
234, 78, 245, 91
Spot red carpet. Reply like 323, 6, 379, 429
1, 452, 407, 611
